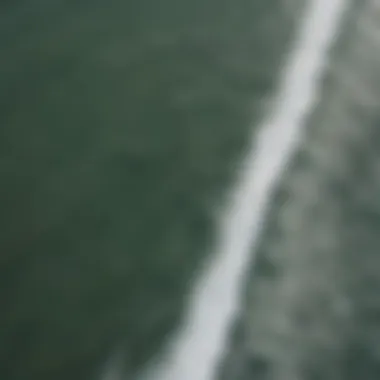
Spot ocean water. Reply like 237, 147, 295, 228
219, 1, 380, 379
150, 1, 347, 379
0, 1, 298, 379
2, 1, 380, 380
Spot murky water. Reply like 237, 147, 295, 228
4, 1, 380, 380
0, 2, 298, 379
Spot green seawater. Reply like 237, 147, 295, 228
218, 2, 380, 379
0, 1, 297, 379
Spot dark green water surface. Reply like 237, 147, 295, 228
0, 1, 297, 379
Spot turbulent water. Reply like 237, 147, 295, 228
219, 1, 380, 379
151, 1, 347, 380
2, 1, 380, 380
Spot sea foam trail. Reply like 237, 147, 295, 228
153, 1, 349, 379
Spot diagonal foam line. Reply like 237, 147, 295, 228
149, 1, 350, 379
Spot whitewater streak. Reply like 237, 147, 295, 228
153, 0, 349, 379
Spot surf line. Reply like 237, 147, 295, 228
153, 1, 349, 379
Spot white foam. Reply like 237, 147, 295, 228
150, 0, 349, 379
